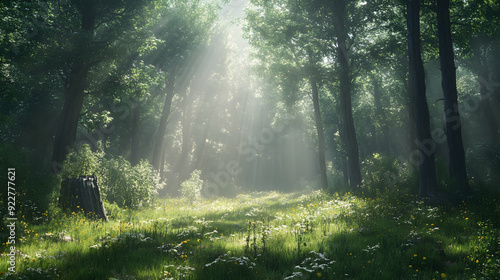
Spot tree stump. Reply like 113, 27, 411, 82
59, 175, 108, 221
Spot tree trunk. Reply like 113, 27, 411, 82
152, 66, 177, 171
407, 0, 437, 198
129, 104, 141, 166
341, 155, 348, 186
479, 73, 499, 143
51, 61, 89, 167
59, 176, 108, 221
51, 8, 96, 171
177, 99, 193, 182
332, 0, 362, 188
476, 50, 499, 143
309, 72, 328, 190
436, 0, 470, 194
407, 87, 417, 164
371, 73, 381, 154
191, 123, 210, 171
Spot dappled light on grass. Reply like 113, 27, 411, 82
0, 189, 499, 279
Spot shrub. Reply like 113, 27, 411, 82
60, 143, 163, 209
60, 143, 105, 179
327, 169, 349, 194
361, 153, 407, 195
100, 158, 163, 209
466, 142, 500, 185
103, 201, 122, 220
180, 170, 203, 203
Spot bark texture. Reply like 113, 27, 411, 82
332, 0, 362, 188
152, 66, 177, 171
436, 0, 470, 193
59, 176, 108, 221
310, 73, 328, 190
407, 0, 437, 198
51, 7, 95, 169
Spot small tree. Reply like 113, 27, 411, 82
100, 158, 163, 209
180, 170, 203, 203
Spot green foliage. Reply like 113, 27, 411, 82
60, 144, 105, 179
101, 158, 163, 209
361, 153, 407, 195
466, 142, 500, 185
0, 143, 59, 223
180, 170, 203, 203
327, 169, 349, 194
60, 143, 163, 209
103, 201, 123, 220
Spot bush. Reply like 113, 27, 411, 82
60, 143, 105, 179
466, 142, 500, 185
327, 169, 349, 194
61, 143, 163, 209
103, 201, 122, 220
361, 153, 407, 195
100, 158, 163, 209
180, 170, 203, 203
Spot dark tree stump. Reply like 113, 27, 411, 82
59, 176, 108, 221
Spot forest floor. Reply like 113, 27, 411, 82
1, 188, 499, 280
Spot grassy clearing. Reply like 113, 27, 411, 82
1, 188, 499, 280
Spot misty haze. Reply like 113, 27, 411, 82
0, 0, 499, 279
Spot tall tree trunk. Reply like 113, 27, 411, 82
371, 73, 382, 154
476, 53, 499, 143
51, 7, 96, 170
370, 124, 377, 154
332, 0, 362, 188
436, 0, 470, 194
129, 104, 141, 166
177, 99, 193, 182
479, 73, 499, 144
152, 66, 177, 171
407, 0, 437, 198
341, 153, 349, 186
191, 122, 211, 171
51, 60, 89, 168
309, 72, 328, 190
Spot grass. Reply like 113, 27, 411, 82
1, 187, 499, 280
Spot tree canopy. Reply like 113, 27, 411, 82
1, 0, 499, 202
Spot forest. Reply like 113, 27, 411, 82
0, 0, 499, 279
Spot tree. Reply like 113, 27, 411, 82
148, 0, 220, 172
452, 0, 500, 144
0, 1, 65, 163
435, 0, 470, 194
308, 54, 329, 190
50, 0, 155, 168
151, 64, 178, 171
407, 0, 437, 198
245, 0, 329, 189
330, 0, 362, 189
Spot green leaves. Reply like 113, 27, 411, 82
101, 157, 163, 209
180, 170, 203, 203
61, 143, 163, 209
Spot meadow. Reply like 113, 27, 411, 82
1, 188, 499, 280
